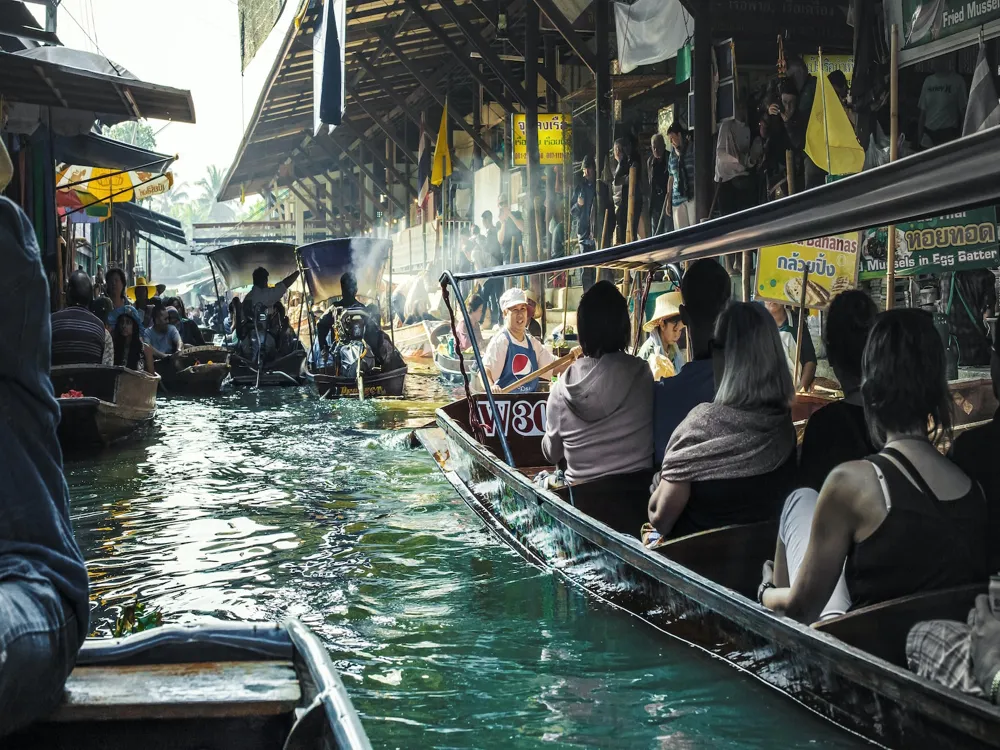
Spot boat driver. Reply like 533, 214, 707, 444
480, 288, 575, 393
242, 265, 301, 322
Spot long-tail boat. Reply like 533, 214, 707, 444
52, 365, 159, 449
298, 237, 407, 400
197, 241, 308, 388
154, 345, 231, 395
9, 620, 370, 749
419, 127, 1000, 748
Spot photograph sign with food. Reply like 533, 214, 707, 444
756, 232, 861, 310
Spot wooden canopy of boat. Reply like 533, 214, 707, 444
199, 241, 298, 291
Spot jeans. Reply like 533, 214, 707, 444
482, 278, 503, 328
0, 576, 80, 735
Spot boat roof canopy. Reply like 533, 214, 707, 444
451, 127, 1000, 281
298, 237, 392, 303
202, 241, 297, 290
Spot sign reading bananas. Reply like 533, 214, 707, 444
756, 232, 861, 310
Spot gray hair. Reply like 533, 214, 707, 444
714, 302, 794, 411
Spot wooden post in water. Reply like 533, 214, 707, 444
885, 23, 900, 310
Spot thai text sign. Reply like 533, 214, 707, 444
804, 54, 854, 83
756, 233, 861, 310
859, 208, 1000, 279
512, 113, 572, 166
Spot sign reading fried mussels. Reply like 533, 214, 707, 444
858, 208, 1000, 279
512, 114, 572, 166
756, 232, 861, 310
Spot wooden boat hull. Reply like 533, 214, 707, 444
52, 365, 158, 449
155, 346, 231, 395
389, 321, 434, 360
230, 350, 306, 387
10, 621, 370, 749
424, 392, 1000, 749
313, 365, 407, 399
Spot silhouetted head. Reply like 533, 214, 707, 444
66, 270, 93, 307
577, 280, 629, 359
341, 271, 358, 302
252, 267, 269, 287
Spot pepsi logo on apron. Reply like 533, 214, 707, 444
497, 330, 539, 393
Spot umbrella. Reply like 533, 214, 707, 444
56, 165, 174, 203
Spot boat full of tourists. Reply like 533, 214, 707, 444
52, 364, 159, 449
420, 128, 1000, 749
10, 620, 370, 749
298, 237, 407, 400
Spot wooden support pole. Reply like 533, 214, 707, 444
793, 266, 809, 391
693, 8, 713, 221
886, 23, 900, 310
594, 0, 611, 251
525, 0, 541, 265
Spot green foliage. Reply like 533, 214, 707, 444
101, 122, 158, 151
111, 597, 163, 638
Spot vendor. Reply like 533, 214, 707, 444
525, 288, 543, 338
637, 292, 686, 381
481, 288, 574, 393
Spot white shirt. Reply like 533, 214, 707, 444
243, 282, 288, 313
918, 72, 968, 131
481, 329, 557, 384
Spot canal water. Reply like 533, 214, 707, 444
64, 375, 865, 749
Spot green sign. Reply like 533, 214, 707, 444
902, 0, 1000, 49
859, 207, 1000, 279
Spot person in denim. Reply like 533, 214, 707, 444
0, 197, 89, 734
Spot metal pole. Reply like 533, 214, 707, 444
439, 271, 515, 466
886, 24, 900, 310
693, 7, 713, 221
819, 48, 833, 176
208, 258, 224, 334
594, 0, 611, 250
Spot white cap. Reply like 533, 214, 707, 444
499, 287, 527, 312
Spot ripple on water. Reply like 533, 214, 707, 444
65, 383, 865, 749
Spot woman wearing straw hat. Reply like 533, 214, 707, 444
637, 291, 686, 381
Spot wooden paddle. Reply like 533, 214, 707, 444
497, 349, 580, 394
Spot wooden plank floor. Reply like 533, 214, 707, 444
52, 660, 301, 722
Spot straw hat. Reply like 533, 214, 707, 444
499, 287, 528, 312
642, 291, 683, 332
126, 276, 158, 302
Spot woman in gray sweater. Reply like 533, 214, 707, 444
542, 281, 654, 535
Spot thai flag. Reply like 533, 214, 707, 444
417, 111, 431, 210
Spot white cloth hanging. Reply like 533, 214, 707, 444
613, 0, 692, 74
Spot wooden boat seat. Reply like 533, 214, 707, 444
655, 521, 779, 599
813, 583, 985, 667
51, 660, 301, 722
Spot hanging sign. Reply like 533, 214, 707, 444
886, 0, 1000, 66
512, 113, 572, 166
859, 208, 1000, 279
756, 232, 861, 309
803, 54, 854, 83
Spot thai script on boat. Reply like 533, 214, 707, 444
904, 223, 997, 251
477, 399, 546, 438
775, 251, 837, 277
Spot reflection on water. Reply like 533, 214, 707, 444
65, 378, 863, 749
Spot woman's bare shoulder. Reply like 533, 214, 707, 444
820, 460, 882, 515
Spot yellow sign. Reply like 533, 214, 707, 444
803, 54, 854, 84
512, 113, 572, 166
756, 232, 861, 310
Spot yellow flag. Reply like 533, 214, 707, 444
804, 72, 864, 176
431, 99, 452, 186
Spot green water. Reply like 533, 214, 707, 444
64, 379, 866, 749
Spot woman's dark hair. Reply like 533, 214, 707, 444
576, 280, 629, 358
466, 293, 485, 313
112, 314, 142, 370
862, 309, 952, 446
824, 290, 878, 379
667, 122, 685, 136
105, 267, 126, 291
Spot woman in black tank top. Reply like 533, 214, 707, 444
760, 309, 988, 623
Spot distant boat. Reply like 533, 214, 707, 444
52, 365, 158, 449
154, 345, 230, 395
11, 620, 371, 749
